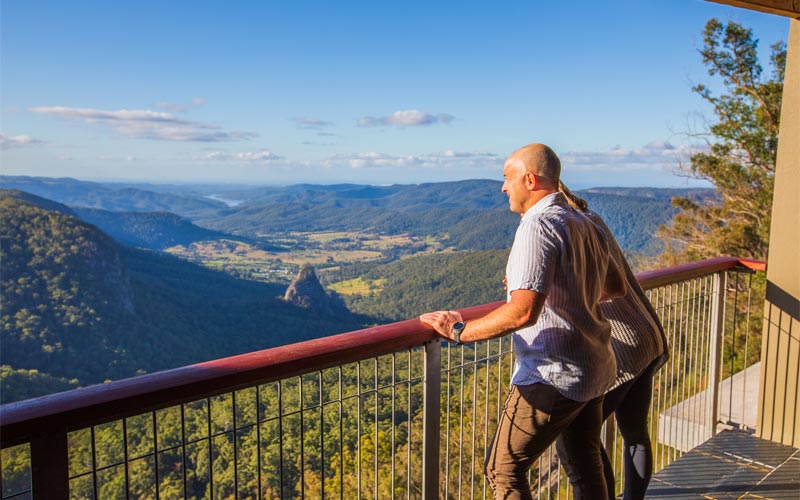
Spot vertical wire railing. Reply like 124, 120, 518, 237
0, 261, 769, 500
598, 266, 763, 498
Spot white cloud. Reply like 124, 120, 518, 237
561, 141, 701, 172
0, 132, 43, 150
30, 106, 256, 142
196, 149, 284, 162
322, 150, 499, 169
357, 109, 455, 128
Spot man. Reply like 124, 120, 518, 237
420, 143, 624, 500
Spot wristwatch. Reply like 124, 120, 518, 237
451, 321, 466, 344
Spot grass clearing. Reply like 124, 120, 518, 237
328, 277, 386, 295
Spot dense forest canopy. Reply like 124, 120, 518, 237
0, 192, 368, 403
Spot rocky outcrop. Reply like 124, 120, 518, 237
284, 264, 349, 316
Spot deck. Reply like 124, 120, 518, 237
647, 430, 799, 499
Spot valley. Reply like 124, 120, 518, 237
0, 176, 715, 402
165, 231, 441, 284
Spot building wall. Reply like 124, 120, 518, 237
757, 18, 800, 448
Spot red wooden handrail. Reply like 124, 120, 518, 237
636, 256, 764, 290
0, 256, 764, 448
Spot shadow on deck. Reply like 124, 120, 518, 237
646, 430, 799, 499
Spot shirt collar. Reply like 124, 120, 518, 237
520, 192, 566, 222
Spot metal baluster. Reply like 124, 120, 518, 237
458, 344, 465, 499
741, 272, 754, 430
391, 355, 396, 500
444, 343, 451, 500
374, 358, 379, 500
471, 344, 478, 500
180, 405, 187, 500
690, 277, 703, 448
482, 339, 491, 500
707, 271, 727, 442
357, 363, 362, 500
207, 400, 213, 499
30, 431, 69, 499
727, 272, 741, 425
278, 382, 284, 499
153, 410, 160, 500
422, 340, 441, 500
406, 351, 411, 500
299, 377, 305, 499
665, 283, 677, 466
319, 372, 325, 500
232, 392, 239, 499
256, 385, 263, 499
123, 418, 130, 500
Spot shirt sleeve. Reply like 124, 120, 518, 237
506, 217, 559, 296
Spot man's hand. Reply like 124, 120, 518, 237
419, 310, 463, 341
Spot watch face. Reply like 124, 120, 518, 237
452, 321, 465, 333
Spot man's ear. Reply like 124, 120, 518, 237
525, 172, 537, 190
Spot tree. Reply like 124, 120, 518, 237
658, 19, 786, 263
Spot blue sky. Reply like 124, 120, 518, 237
0, 1, 789, 188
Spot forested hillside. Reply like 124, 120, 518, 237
73, 207, 255, 251
0, 194, 369, 403
323, 250, 509, 321
0, 175, 225, 216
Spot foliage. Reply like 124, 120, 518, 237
659, 19, 785, 263
323, 250, 510, 322
73, 207, 238, 250
0, 365, 80, 404
0, 195, 371, 403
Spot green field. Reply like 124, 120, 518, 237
166, 232, 443, 285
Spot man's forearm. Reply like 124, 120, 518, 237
458, 290, 546, 343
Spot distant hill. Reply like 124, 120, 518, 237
582, 186, 717, 201
72, 207, 258, 251
0, 188, 77, 216
0, 175, 225, 217
0, 194, 369, 403
0, 177, 716, 256
200, 182, 715, 256
223, 180, 508, 210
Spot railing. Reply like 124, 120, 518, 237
0, 256, 766, 500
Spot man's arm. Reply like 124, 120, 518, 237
419, 289, 547, 343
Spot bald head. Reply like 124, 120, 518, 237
507, 143, 561, 187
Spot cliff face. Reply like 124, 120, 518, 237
284, 265, 349, 316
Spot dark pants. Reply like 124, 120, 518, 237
559, 359, 659, 500
485, 383, 608, 500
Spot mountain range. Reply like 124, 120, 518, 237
0, 176, 715, 403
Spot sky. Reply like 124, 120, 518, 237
0, 1, 790, 189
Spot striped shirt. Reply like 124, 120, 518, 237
506, 192, 616, 402
586, 211, 669, 390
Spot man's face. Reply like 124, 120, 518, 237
501, 158, 530, 214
